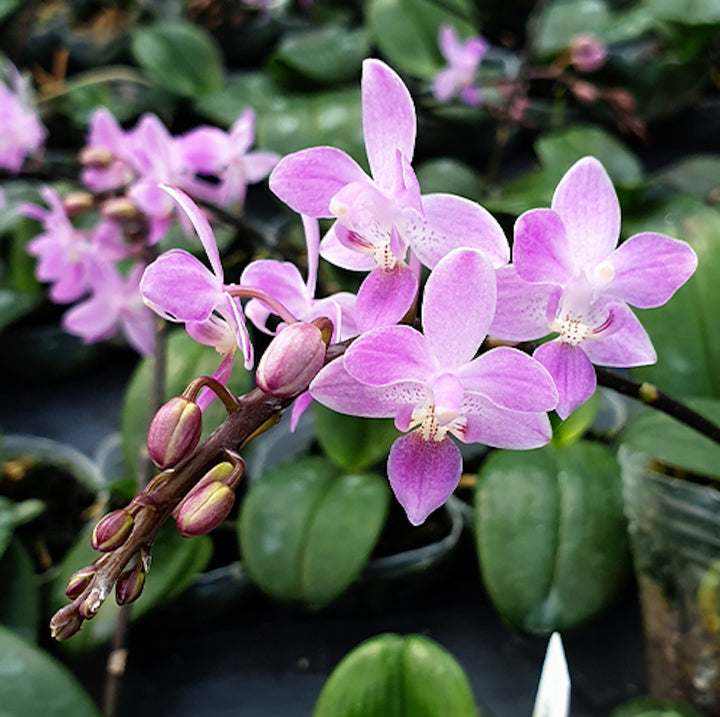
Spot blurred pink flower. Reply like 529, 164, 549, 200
433, 25, 489, 107
568, 34, 607, 73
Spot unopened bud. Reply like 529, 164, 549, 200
91, 509, 134, 552
63, 191, 94, 216
115, 562, 146, 606
102, 197, 141, 221
256, 321, 328, 398
79, 146, 114, 168
147, 397, 202, 469
65, 566, 96, 598
604, 88, 636, 113
50, 604, 83, 641
571, 80, 600, 104
569, 33, 607, 73
175, 481, 235, 538
78, 582, 110, 619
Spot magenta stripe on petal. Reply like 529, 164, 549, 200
387, 433, 462, 526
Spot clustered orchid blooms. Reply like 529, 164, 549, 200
21, 106, 278, 356
41, 58, 697, 642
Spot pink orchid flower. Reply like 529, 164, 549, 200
0, 62, 46, 173
310, 248, 557, 525
433, 25, 489, 107
140, 186, 254, 382
270, 59, 508, 331
489, 156, 698, 419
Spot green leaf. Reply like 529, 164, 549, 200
273, 26, 369, 85
416, 158, 482, 202
0, 0, 21, 22
239, 457, 390, 607
366, 0, 477, 79
130, 21, 224, 98
551, 389, 601, 447
198, 73, 365, 161
655, 154, 720, 201
643, 0, 720, 24
631, 204, 720, 398
0, 496, 16, 560
621, 398, 720, 481
313, 633, 478, 717
315, 405, 399, 472
0, 540, 41, 643
50, 523, 212, 654
121, 329, 250, 479
536, 126, 644, 186
0, 625, 100, 716
536, 0, 612, 55
475, 442, 629, 634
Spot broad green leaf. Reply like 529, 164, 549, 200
536, 0, 612, 55
416, 158, 482, 202
0, 625, 100, 716
0, 539, 40, 643
50, 523, 212, 654
366, 0, 477, 79
0, 0, 21, 22
475, 442, 629, 634
621, 398, 720, 481
315, 405, 399, 472
655, 154, 720, 200
536, 126, 643, 186
239, 457, 389, 607
643, 0, 720, 24
0, 496, 15, 560
631, 204, 720, 398
198, 74, 365, 161
551, 389, 601, 447
313, 634, 478, 717
611, 695, 706, 716
121, 329, 250, 479
273, 26, 369, 85
130, 21, 224, 98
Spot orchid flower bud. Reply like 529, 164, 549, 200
62, 191, 94, 216
49, 604, 83, 641
101, 197, 141, 221
79, 146, 114, 168
91, 509, 134, 552
115, 561, 146, 606
255, 320, 330, 398
175, 482, 235, 538
65, 566, 96, 599
568, 33, 607, 73
147, 396, 202, 469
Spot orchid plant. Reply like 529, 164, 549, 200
34, 56, 699, 644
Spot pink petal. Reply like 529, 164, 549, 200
140, 250, 222, 322
458, 347, 558, 412
160, 185, 223, 280
362, 59, 416, 188
197, 353, 235, 411
290, 391, 314, 431
62, 292, 116, 343
581, 304, 656, 367
534, 341, 597, 419
269, 147, 368, 217
344, 325, 434, 386
432, 69, 457, 102
489, 266, 554, 341
608, 232, 698, 308
411, 193, 509, 269
309, 358, 427, 417
551, 157, 621, 268
303, 214, 320, 295
514, 208, 575, 283
438, 25, 462, 63
356, 264, 418, 332
423, 248, 496, 368
387, 433, 462, 525
461, 394, 553, 448
179, 126, 228, 174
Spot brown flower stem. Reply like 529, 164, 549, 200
595, 368, 720, 446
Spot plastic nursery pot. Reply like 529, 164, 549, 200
1, 434, 107, 577
619, 446, 720, 716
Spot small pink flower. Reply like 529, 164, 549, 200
568, 34, 607, 73
433, 25, 489, 107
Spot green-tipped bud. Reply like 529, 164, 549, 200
65, 566, 96, 598
91, 509, 134, 552
256, 321, 328, 398
115, 563, 146, 606
101, 197, 141, 221
50, 604, 83, 642
147, 397, 202, 469
175, 481, 235, 538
